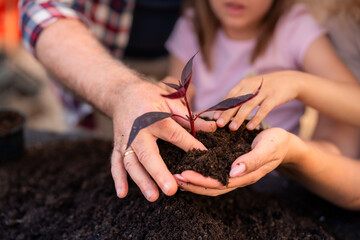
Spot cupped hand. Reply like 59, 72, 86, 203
110, 79, 216, 201
174, 128, 293, 196
214, 71, 301, 131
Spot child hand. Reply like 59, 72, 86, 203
214, 71, 302, 131
173, 128, 293, 196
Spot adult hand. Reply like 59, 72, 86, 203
214, 71, 302, 131
174, 128, 293, 196
110, 79, 217, 201
32, 19, 216, 202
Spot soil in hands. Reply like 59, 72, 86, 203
159, 120, 261, 185
0, 111, 23, 136
0, 125, 335, 239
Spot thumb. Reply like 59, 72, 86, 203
229, 128, 287, 178
229, 145, 265, 178
229, 132, 270, 178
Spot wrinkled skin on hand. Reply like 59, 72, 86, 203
110, 80, 216, 201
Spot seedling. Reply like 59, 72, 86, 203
126, 53, 262, 149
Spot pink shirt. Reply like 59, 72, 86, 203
166, 4, 326, 134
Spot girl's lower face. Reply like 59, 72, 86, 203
209, 0, 274, 39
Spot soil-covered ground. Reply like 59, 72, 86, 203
2, 125, 352, 239
0, 110, 24, 136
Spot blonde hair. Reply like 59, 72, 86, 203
185, 0, 294, 70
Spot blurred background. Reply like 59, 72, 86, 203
2, 0, 358, 142
0, 0, 319, 139
0, 0, 318, 138
0, 0, 67, 133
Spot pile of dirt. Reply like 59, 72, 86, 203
0, 131, 335, 239
159, 121, 260, 185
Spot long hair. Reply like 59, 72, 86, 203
187, 0, 294, 70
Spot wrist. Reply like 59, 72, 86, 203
292, 71, 309, 103
35, 19, 145, 119
94, 62, 144, 118
281, 133, 309, 168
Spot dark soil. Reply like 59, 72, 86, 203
0, 134, 338, 239
159, 121, 261, 185
0, 110, 24, 136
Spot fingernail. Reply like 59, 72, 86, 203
163, 182, 172, 194
213, 112, 220, 120
174, 174, 189, 183
247, 122, 254, 130
217, 118, 224, 126
229, 163, 246, 177
116, 188, 122, 197
229, 122, 237, 130
145, 189, 155, 200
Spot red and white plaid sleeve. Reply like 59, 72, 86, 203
18, 0, 88, 56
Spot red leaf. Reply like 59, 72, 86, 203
126, 112, 173, 149
162, 82, 181, 90
183, 74, 192, 91
205, 93, 255, 111
181, 53, 197, 86
197, 80, 263, 117
161, 86, 186, 99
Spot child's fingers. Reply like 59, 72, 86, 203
213, 111, 221, 120
229, 97, 264, 131
246, 99, 275, 130
216, 107, 239, 127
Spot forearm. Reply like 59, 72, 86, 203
281, 134, 360, 210
288, 71, 360, 127
35, 19, 142, 117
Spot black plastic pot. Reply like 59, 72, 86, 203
0, 108, 26, 162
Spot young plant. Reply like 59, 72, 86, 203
126, 53, 262, 149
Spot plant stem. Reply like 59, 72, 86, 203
172, 114, 189, 121
184, 95, 196, 136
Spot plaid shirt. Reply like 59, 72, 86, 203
19, 0, 137, 127
19, 0, 135, 58
19, 0, 181, 128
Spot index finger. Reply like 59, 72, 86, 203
155, 118, 207, 151
132, 131, 178, 196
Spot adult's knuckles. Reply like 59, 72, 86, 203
152, 171, 168, 186
167, 127, 185, 145
124, 157, 138, 171
135, 148, 153, 165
